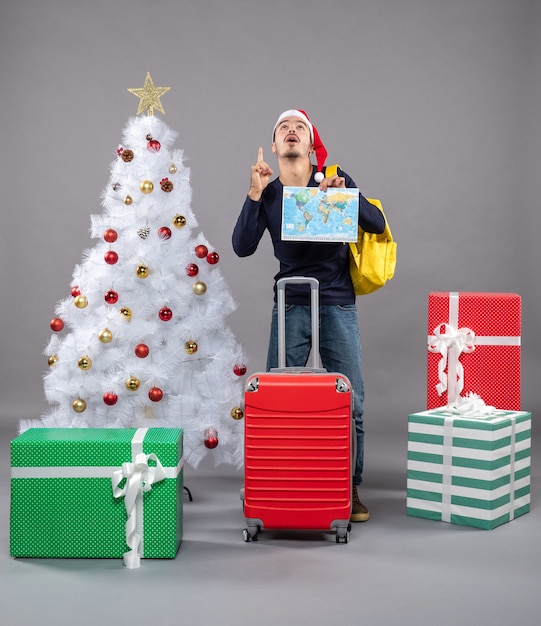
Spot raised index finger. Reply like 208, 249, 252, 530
257, 147, 264, 163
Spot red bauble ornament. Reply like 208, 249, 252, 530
104, 289, 119, 304
185, 263, 199, 277
104, 250, 119, 265
159, 307, 173, 321
147, 139, 161, 153
103, 229, 118, 243
234, 363, 247, 376
158, 226, 172, 240
50, 318, 64, 332
135, 343, 150, 358
103, 392, 118, 406
204, 427, 219, 449
195, 244, 208, 258
148, 387, 163, 402
71, 286, 81, 297
206, 251, 219, 265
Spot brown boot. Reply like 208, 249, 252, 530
351, 485, 370, 522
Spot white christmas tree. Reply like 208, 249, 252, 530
24, 74, 247, 469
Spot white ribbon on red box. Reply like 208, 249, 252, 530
427, 292, 521, 403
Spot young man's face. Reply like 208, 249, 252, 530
272, 116, 313, 159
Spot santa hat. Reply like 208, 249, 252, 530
272, 109, 328, 183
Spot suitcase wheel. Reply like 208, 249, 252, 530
243, 527, 259, 542
336, 525, 351, 544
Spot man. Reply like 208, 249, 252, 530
232, 109, 385, 522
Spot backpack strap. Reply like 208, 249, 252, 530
324, 164, 339, 178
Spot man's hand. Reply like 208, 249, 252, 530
248, 147, 273, 201
318, 173, 346, 192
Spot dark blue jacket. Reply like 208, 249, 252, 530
232, 165, 385, 304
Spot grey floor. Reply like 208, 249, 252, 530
1, 418, 539, 626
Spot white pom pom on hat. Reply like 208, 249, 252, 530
272, 109, 328, 183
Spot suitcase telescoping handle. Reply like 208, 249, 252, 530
276, 276, 320, 369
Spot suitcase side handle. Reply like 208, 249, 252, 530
276, 276, 320, 369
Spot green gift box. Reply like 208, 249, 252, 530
10, 427, 183, 566
407, 409, 531, 529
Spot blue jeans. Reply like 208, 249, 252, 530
266, 304, 365, 485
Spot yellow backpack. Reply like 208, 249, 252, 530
326, 165, 396, 296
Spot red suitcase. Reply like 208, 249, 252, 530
242, 277, 353, 543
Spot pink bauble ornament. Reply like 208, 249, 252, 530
104, 289, 119, 304
103, 229, 118, 243
148, 387, 163, 402
159, 307, 173, 321
158, 226, 172, 240
104, 250, 118, 265
103, 392, 118, 406
206, 251, 219, 265
147, 139, 161, 153
195, 244, 208, 258
135, 343, 150, 358
50, 318, 64, 332
185, 263, 199, 277
234, 363, 247, 376
204, 427, 219, 449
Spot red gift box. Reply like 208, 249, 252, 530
427, 292, 521, 410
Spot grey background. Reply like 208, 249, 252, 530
0, 0, 539, 429
0, 1, 539, 624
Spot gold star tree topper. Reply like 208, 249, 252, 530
128, 72, 171, 116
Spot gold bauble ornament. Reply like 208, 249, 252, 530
140, 179, 154, 194
48, 354, 58, 367
169, 163, 177, 174
98, 328, 113, 343
172, 214, 186, 228
126, 376, 141, 391
193, 281, 207, 296
120, 307, 132, 321
72, 398, 87, 413
136, 264, 150, 279
77, 356, 92, 370
124, 194, 133, 205
184, 340, 198, 355
231, 407, 244, 421
74, 295, 88, 309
